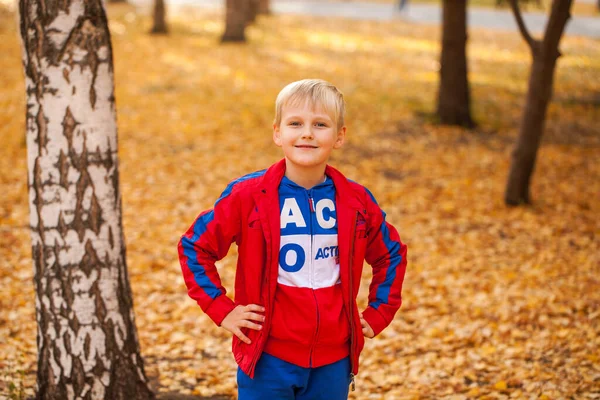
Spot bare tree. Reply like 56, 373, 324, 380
436, 0, 475, 128
18, 0, 154, 398
504, 0, 574, 205
222, 0, 249, 42
150, 0, 168, 34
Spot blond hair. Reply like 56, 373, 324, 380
274, 79, 345, 130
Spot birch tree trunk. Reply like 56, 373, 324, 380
436, 0, 474, 128
505, 0, 573, 205
18, 0, 154, 398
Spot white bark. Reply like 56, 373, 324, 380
19, 0, 153, 398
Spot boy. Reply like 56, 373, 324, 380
178, 79, 407, 399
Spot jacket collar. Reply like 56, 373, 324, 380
256, 159, 364, 210
257, 158, 287, 196
325, 164, 364, 211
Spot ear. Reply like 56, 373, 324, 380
333, 126, 346, 149
273, 123, 282, 147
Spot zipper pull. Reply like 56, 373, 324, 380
309, 196, 315, 213
350, 373, 355, 391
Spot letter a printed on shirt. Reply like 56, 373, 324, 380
281, 198, 307, 229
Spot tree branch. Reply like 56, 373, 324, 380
542, 0, 573, 56
508, 0, 536, 51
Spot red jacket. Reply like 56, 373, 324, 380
178, 159, 407, 379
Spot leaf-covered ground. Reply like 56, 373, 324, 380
1, 3, 599, 399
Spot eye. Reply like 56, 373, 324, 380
289, 121, 301, 126
315, 122, 328, 128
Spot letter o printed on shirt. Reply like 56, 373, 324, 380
279, 243, 306, 272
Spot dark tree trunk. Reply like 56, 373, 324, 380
247, 0, 260, 25
505, 0, 573, 205
150, 0, 168, 34
258, 0, 270, 15
222, 0, 248, 42
504, 52, 554, 205
18, 0, 155, 398
437, 0, 474, 128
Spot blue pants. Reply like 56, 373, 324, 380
237, 353, 351, 400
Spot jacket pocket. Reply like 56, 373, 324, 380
247, 207, 261, 229
355, 211, 368, 238
270, 286, 316, 345
315, 284, 351, 346
353, 213, 368, 266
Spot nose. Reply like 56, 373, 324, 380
301, 127, 314, 139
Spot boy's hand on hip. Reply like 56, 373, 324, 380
221, 304, 265, 344
360, 313, 375, 338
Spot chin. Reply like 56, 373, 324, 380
287, 158, 323, 168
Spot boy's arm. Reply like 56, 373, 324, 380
177, 185, 241, 327
361, 188, 408, 337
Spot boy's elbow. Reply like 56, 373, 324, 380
178, 235, 189, 256
179, 231, 200, 250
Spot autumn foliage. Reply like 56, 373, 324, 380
1, 3, 599, 399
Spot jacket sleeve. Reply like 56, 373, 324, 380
177, 184, 241, 326
360, 188, 408, 337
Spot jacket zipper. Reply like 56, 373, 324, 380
348, 210, 358, 391
308, 192, 315, 289
309, 290, 320, 366
308, 192, 319, 366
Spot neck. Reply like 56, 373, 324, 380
284, 160, 326, 189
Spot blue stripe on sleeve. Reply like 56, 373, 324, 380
371, 220, 402, 309
183, 169, 266, 299
364, 186, 378, 206
215, 169, 266, 206
364, 186, 402, 310
182, 210, 221, 299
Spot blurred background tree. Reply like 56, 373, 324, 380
505, 0, 574, 205
150, 0, 168, 34
222, 0, 251, 42
247, 0, 260, 24
437, 0, 474, 127
259, 0, 271, 15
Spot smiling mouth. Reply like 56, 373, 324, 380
295, 145, 318, 149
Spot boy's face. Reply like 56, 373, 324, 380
273, 100, 346, 173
